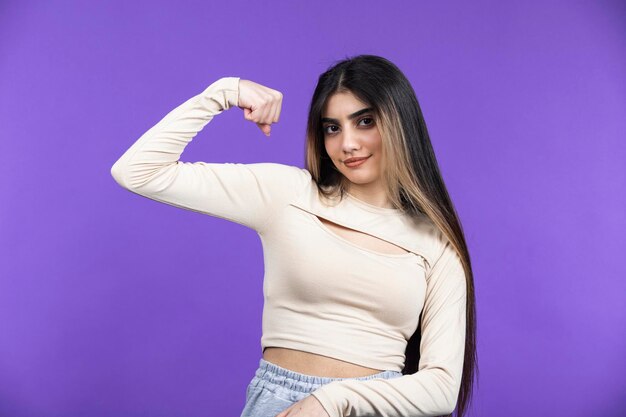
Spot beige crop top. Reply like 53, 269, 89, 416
110, 76, 467, 417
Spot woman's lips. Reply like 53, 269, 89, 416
344, 155, 371, 168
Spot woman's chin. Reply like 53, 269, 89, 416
341, 172, 379, 185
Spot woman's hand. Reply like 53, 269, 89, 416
274, 394, 331, 417
237, 79, 283, 137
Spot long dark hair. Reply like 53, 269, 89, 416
303, 54, 478, 417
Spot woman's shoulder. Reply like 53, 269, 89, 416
258, 162, 311, 178
241, 162, 312, 185
228, 162, 313, 199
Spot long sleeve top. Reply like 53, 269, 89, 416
110, 76, 467, 417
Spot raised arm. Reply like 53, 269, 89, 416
110, 76, 311, 234
309, 240, 467, 417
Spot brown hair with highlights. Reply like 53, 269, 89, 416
304, 54, 478, 417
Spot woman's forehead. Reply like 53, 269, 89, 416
322, 91, 370, 118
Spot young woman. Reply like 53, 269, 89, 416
111, 54, 477, 417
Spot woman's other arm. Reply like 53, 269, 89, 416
110, 77, 310, 234
309, 240, 467, 417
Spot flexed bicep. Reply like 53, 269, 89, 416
111, 76, 309, 233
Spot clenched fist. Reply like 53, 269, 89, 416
237, 79, 283, 137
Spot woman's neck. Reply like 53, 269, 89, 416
344, 181, 394, 209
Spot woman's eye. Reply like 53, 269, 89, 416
359, 117, 374, 126
323, 117, 373, 135
324, 125, 339, 134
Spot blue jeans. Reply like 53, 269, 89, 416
240, 358, 403, 417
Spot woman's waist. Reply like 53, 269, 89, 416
262, 346, 387, 378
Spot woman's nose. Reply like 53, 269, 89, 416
341, 128, 361, 152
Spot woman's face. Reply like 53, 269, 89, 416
321, 91, 384, 190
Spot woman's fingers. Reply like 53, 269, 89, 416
264, 98, 283, 136
243, 108, 269, 135
272, 96, 282, 123
260, 101, 281, 136
257, 122, 271, 136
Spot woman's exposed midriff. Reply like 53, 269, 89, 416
262, 347, 385, 378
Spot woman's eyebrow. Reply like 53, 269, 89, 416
321, 107, 373, 124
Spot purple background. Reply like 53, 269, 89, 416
1, 1, 624, 416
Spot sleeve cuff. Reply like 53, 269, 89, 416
200, 76, 240, 110
219, 76, 240, 108
311, 388, 343, 417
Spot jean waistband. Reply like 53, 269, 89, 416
252, 358, 403, 393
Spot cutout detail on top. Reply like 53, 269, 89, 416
315, 215, 412, 257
